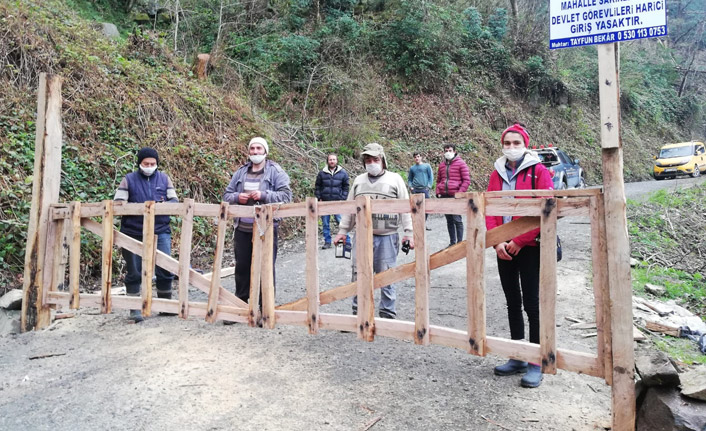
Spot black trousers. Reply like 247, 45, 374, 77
233, 227, 278, 303
496, 245, 540, 344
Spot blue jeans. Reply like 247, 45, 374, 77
321, 214, 350, 245
121, 232, 174, 296
351, 233, 399, 317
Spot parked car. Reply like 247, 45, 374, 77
530, 146, 585, 190
653, 141, 706, 180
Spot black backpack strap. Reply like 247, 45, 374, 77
531, 163, 536, 190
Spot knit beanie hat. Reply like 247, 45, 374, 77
137, 147, 159, 165
249, 137, 269, 154
501, 124, 531, 148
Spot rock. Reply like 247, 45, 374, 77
636, 387, 706, 431
681, 368, 706, 401
645, 283, 665, 296
635, 349, 680, 387
630, 257, 640, 267
100, 22, 120, 39
0, 289, 23, 310
0, 308, 21, 336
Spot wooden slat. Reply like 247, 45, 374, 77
49, 218, 67, 298
206, 202, 228, 323
277, 217, 541, 311
260, 205, 276, 329
69, 202, 81, 309
590, 194, 611, 383
318, 313, 357, 332
275, 310, 308, 325
370, 199, 410, 214
141, 201, 156, 317
100, 200, 114, 314
355, 195, 375, 342
21, 73, 63, 331
424, 198, 467, 215
305, 197, 320, 334
317, 200, 357, 217
465, 192, 486, 356
539, 198, 558, 374
203, 266, 235, 280
40, 219, 59, 312
411, 193, 430, 345
80, 219, 247, 309
178, 199, 194, 319
249, 206, 264, 327
272, 201, 308, 218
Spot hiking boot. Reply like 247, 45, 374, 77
520, 364, 543, 388
352, 308, 357, 316
425, 226, 432, 231
493, 359, 528, 376
130, 309, 144, 323
378, 310, 396, 319
322, 243, 332, 249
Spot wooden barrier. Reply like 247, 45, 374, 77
33, 189, 626, 427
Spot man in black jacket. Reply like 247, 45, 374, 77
314, 153, 350, 248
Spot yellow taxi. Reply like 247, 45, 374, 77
653, 141, 706, 180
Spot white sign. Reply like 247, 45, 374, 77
550, 0, 667, 49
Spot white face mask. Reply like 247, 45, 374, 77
250, 154, 266, 164
140, 165, 157, 176
502, 147, 526, 162
365, 162, 383, 176
444, 151, 455, 161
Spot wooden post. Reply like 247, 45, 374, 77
21, 73, 63, 331
206, 202, 228, 323
590, 193, 612, 384
598, 41, 636, 431
260, 205, 276, 329
69, 201, 81, 309
249, 206, 264, 327
411, 193, 430, 345
465, 192, 486, 356
47, 217, 66, 303
178, 199, 195, 319
141, 201, 156, 317
355, 195, 375, 342
101, 200, 114, 314
305, 197, 320, 334
539, 198, 558, 375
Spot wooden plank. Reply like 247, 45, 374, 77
39, 220, 59, 314
424, 198, 467, 215
260, 205, 276, 329
599, 41, 635, 431
317, 200, 357, 217
318, 313, 357, 332
49, 218, 66, 297
277, 217, 541, 311
355, 195, 375, 342
69, 202, 81, 309
590, 194, 611, 384
376, 318, 415, 341
206, 202, 228, 323
411, 193, 430, 345
305, 197, 320, 334
21, 73, 63, 331
203, 266, 235, 280
539, 198, 558, 374
465, 192, 486, 356
178, 198, 194, 319
80, 218, 247, 309
370, 199, 410, 214
249, 206, 264, 327
485, 199, 543, 217
100, 200, 114, 314
272, 201, 308, 218
141, 201, 156, 317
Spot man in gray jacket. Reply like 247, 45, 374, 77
223, 137, 292, 303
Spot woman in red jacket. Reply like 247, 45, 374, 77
435, 144, 470, 246
486, 123, 554, 388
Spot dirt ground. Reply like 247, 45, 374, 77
1, 178, 703, 431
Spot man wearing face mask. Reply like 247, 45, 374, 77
333, 143, 414, 319
114, 147, 179, 323
435, 144, 470, 247
223, 137, 292, 304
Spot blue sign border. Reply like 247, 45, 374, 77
550, 24, 668, 49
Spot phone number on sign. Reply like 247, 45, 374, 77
617, 26, 667, 40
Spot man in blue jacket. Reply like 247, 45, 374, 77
223, 137, 292, 303
314, 153, 350, 248
114, 147, 179, 323
407, 152, 433, 230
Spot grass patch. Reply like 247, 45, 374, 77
652, 336, 706, 366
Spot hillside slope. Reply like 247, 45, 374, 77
0, 0, 703, 289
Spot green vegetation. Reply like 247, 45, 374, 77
0, 0, 705, 291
